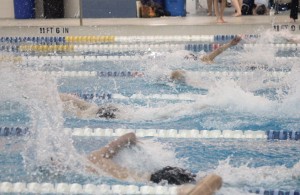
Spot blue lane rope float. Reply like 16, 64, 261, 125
1, 127, 300, 140
0, 182, 298, 194
98, 71, 144, 77
267, 130, 300, 140
0, 127, 29, 136
0, 36, 66, 44
74, 93, 204, 101
0, 34, 263, 46
213, 34, 260, 42
46, 70, 289, 78
77, 93, 112, 100
47, 71, 145, 78
185, 43, 300, 52
185, 43, 214, 52
249, 188, 300, 195
0, 45, 18, 52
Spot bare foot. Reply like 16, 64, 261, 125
217, 17, 226, 23
290, 18, 297, 23
207, 12, 212, 16
232, 12, 241, 17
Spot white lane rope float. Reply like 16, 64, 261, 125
2, 43, 299, 53
0, 181, 298, 194
2, 127, 300, 140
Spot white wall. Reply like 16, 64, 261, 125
186, 0, 197, 15
0, 0, 14, 18
64, 0, 80, 18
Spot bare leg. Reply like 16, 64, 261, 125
238, 0, 243, 10
207, 0, 214, 15
231, 0, 242, 16
219, 0, 227, 22
213, 0, 221, 22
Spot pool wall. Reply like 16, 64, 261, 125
0, 15, 299, 37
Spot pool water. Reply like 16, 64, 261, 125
0, 31, 300, 194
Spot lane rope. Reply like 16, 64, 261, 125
45, 70, 289, 78
2, 127, 300, 140
17, 55, 299, 62
1, 43, 298, 53
0, 182, 298, 194
0, 34, 261, 45
47, 71, 144, 78
61, 93, 203, 101
0, 182, 177, 194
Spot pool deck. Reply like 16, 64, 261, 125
0, 11, 299, 36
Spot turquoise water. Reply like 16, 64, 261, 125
0, 31, 300, 194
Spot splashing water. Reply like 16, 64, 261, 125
113, 138, 186, 175
0, 62, 183, 182
0, 63, 84, 177
214, 157, 300, 191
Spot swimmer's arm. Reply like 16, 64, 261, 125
200, 36, 242, 63
59, 93, 93, 110
86, 157, 150, 182
177, 174, 222, 195
88, 132, 137, 159
87, 133, 150, 181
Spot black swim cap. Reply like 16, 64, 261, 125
96, 105, 118, 119
150, 166, 196, 185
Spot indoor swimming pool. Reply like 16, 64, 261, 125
0, 31, 300, 194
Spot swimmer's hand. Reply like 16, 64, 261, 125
200, 55, 213, 64
170, 70, 186, 82
230, 36, 242, 46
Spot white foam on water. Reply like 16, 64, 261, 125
212, 157, 300, 190
0, 62, 87, 177
113, 138, 186, 176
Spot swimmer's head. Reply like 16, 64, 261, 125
170, 70, 186, 83
150, 166, 196, 185
96, 105, 119, 119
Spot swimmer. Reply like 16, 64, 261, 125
86, 132, 222, 195
184, 35, 242, 64
59, 93, 119, 119
170, 36, 242, 82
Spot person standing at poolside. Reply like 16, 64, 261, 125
213, 0, 227, 23
290, 0, 298, 22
